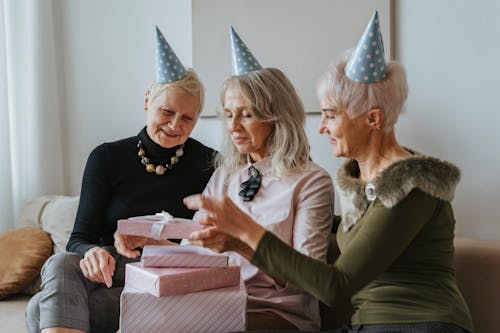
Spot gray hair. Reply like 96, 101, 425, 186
317, 60, 408, 131
148, 67, 205, 114
216, 67, 310, 177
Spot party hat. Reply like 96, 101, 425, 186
155, 26, 187, 83
345, 11, 387, 83
230, 26, 263, 75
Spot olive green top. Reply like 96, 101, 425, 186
251, 153, 473, 331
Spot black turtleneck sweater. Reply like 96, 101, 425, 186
66, 127, 216, 257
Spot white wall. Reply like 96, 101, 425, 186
55, 1, 500, 239
192, 0, 391, 116
395, 0, 500, 239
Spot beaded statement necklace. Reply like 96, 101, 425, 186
137, 140, 184, 175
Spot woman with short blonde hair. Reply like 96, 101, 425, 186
26, 28, 216, 333
148, 67, 205, 113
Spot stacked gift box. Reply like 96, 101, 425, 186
118, 216, 247, 333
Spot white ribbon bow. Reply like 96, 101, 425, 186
150, 211, 175, 239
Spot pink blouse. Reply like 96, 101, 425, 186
199, 158, 334, 330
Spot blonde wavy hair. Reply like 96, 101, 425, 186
317, 59, 408, 131
216, 68, 310, 177
148, 67, 205, 114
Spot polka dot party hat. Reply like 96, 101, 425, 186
230, 26, 263, 75
345, 11, 387, 83
155, 26, 187, 83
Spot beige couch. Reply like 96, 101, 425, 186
1, 196, 499, 332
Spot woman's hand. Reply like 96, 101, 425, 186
80, 246, 116, 288
189, 226, 254, 260
114, 231, 149, 259
184, 194, 266, 250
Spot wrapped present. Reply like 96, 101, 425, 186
125, 262, 240, 297
120, 281, 247, 333
141, 245, 229, 268
117, 211, 202, 239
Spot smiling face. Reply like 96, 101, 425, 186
145, 88, 200, 148
223, 87, 273, 162
318, 98, 371, 159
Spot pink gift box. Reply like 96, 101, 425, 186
125, 262, 240, 297
120, 282, 247, 333
117, 215, 202, 239
141, 245, 229, 268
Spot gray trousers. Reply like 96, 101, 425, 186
26, 247, 138, 333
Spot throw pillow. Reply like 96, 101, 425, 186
40, 196, 79, 254
0, 227, 53, 299
17, 195, 58, 228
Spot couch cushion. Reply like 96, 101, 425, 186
40, 196, 79, 254
454, 237, 500, 333
17, 195, 58, 228
0, 294, 31, 333
0, 227, 53, 299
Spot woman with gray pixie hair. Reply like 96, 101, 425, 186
186, 13, 472, 333
187, 28, 334, 331
317, 60, 409, 132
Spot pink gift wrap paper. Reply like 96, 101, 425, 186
141, 245, 229, 268
117, 217, 202, 239
125, 262, 240, 297
120, 282, 247, 333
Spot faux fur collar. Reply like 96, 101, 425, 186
336, 150, 460, 231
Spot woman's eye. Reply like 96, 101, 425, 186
323, 110, 337, 119
162, 109, 174, 115
241, 112, 252, 118
224, 112, 232, 118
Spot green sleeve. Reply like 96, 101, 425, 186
251, 189, 440, 306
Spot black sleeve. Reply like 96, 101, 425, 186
66, 144, 112, 257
